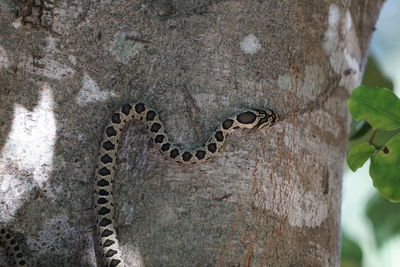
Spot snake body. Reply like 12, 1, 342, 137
94, 103, 276, 266
0, 103, 276, 267
0, 228, 27, 266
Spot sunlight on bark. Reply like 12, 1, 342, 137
0, 83, 57, 214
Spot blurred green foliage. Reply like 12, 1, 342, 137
366, 193, 400, 247
341, 233, 363, 267
342, 55, 399, 265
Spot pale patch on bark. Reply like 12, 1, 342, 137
121, 203, 136, 225
76, 73, 117, 105
11, 18, 23, 29
108, 32, 144, 64
324, 4, 362, 91
122, 243, 145, 267
17, 36, 75, 80
0, 172, 37, 222
240, 34, 262, 55
0, 83, 57, 199
0, 45, 10, 68
277, 74, 292, 91
46, 36, 59, 51
297, 64, 327, 101
68, 55, 77, 65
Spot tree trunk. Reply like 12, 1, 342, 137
0, 0, 383, 266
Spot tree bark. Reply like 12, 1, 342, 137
0, 0, 384, 266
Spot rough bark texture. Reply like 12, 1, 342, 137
0, 0, 383, 266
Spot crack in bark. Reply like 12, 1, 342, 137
212, 193, 232, 201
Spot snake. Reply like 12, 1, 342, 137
94, 103, 276, 266
0, 228, 27, 266
1, 103, 276, 267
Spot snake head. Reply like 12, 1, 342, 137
235, 109, 277, 129
253, 108, 277, 129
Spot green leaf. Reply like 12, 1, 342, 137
349, 86, 400, 130
370, 133, 400, 201
347, 142, 375, 171
366, 193, 400, 247
373, 128, 400, 148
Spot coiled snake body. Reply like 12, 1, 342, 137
0, 228, 27, 266
94, 103, 276, 266
1, 103, 276, 267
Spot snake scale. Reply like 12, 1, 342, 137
0, 228, 27, 266
1, 103, 276, 267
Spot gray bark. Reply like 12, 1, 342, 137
0, 0, 383, 266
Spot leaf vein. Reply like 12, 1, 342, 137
357, 99, 400, 123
